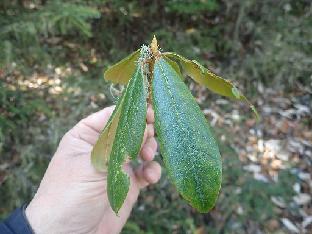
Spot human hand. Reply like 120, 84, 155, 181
25, 105, 161, 234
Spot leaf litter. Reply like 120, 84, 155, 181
192, 78, 311, 233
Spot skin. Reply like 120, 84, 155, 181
25, 105, 161, 234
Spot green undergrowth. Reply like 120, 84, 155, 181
0, 72, 111, 218
1, 69, 297, 232
0, 0, 308, 231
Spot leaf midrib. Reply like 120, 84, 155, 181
111, 68, 140, 208
157, 58, 206, 208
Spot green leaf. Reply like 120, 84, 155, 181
104, 49, 140, 85
91, 95, 124, 172
163, 56, 183, 79
231, 86, 241, 98
107, 65, 147, 214
152, 57, 222, 212
164, 52, 259, 119
92, 64, 147, 214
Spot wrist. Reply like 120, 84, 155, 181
25, 197, 66, 234
25, 199, 49, 234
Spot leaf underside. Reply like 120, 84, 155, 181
163, 56, 183, 79
163, 52, 259, 119
152, 57, 222, 212
104, 49, 140, 85
92, 64, 147, 214
91, 95, 124, 172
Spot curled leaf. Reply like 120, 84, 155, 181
104, 49, 140, 85
164, 52, 259, 120
231, 86, 241, 99
163, 56, 183, 78
91, 96, 124, 172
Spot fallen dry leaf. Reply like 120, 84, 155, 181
281, 218, 300, 233
293, 193, 311, 206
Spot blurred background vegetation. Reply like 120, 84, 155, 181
1, 0, 311, 233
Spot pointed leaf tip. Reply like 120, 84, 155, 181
231, 86, 241, 99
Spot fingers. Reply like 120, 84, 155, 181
68, 104, 154, 147
146, 124, 155, 138
137, 105, 159, 188
67, 106, 115, 145
79, 106, 115, 133
143, 161, 161, 184
136, 113, 160, 188
146, 105, 155, 124
141, 123, 154, 146
140, 137, 157, 161
135, 161, 161, 188
79, 104, 152, 134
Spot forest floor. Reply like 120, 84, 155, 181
1, 65, 311, 233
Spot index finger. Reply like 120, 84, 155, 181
79, 105, 115, 133
79, 104, 152, 134
146, 105, 155, 124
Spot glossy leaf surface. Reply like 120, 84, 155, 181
104, 50, 140, 85
152, 57, 222, 212
164, 52, 259, 119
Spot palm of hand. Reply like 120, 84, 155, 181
26, 106, 160, 234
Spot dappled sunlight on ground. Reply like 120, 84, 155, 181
194, 82, 312, 233
1, 63, 311, 233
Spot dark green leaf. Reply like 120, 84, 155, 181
152, 57, 222, 212
92, 64, 147, 214
107, 65, 147, 214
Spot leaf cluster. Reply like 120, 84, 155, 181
92, 37, 257, 214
